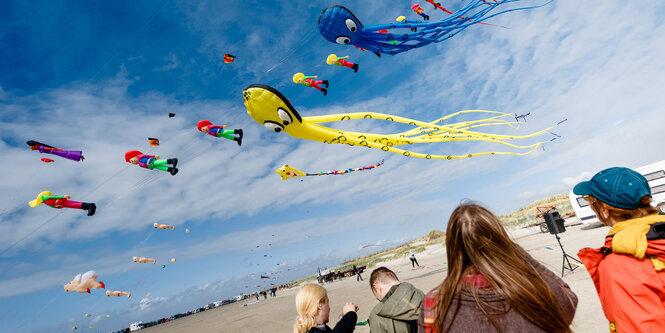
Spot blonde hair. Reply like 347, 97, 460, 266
294, 284, 327, 333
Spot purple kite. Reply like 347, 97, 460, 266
27, 140, 84, 162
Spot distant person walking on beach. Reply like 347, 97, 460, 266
418, 203, 577, 333
575, 167, 665, 332
353, 265, 363, 282
293, 283, 357, 333
368, 267, 424, 333
409, 250, 420, 268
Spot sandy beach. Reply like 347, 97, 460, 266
141, 222, 611, 333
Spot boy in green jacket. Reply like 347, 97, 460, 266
368, 267, 424, 332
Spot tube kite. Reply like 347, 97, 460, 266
411, 4, 430, 20
243, 84, 562, 160
197, 120, 243, 146
361, 241, 384, 248
27, 140, 84, 162
125, 151, 178, 175
133, 256, 156, 264
326, 54, 359, 72
224, 53, 236, 63
106, 290, 131, 298
317, 1, 550, 56
293, 73, 328, 96
64, 271, 105, 294
41, 158, 54, 163
154, 223, 175, 230
29, 191, 96, 216
275, 160, 383, 180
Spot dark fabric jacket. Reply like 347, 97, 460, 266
308, 311, 357, 333
369, 282, 425, 333
418, 259, 578, 333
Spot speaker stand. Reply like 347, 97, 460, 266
554, 233, 582, 277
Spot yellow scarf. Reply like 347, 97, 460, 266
609, 214, 664, 259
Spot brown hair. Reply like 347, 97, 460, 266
588, 195, 658, 221
433, 203, 572, 333
369, 266, 399, 292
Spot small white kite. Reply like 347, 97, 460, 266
153, 223, 175, 230
133, 256, 156, 264
106, 290, 131, 298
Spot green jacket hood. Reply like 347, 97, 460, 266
376, 282, 424, 321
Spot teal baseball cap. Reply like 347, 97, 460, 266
573, 167, 651, 209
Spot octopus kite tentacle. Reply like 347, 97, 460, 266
242, 84, 563, 160
318, 1, 552, 56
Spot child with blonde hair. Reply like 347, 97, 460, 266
294, 284, 357, 333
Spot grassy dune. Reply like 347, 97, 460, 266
498, 193, 574, 228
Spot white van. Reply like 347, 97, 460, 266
569, 159, 665, 224
129, 321, 144, 331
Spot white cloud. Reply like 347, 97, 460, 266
5, 1, 665, 331
154, 54, 179, 72
562, 171, 594, 188
139, 296, 168, 311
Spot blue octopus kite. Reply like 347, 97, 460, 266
318, 0, 551, 56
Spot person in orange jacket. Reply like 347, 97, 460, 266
575, 167, 665, 333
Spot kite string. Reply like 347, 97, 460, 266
0, 212, 65, 256
0, 162, 47, 217
0, 162, 133, 255
9, 291, 62, 332
1, 127, 197, 256
84, 192, 207, 319
81, 165, 132, 200
102, 131, 205, 208
88, 0, 169, 82
24, 207, 173, 330
264, 28, 317, 74
83, 229, 159, 317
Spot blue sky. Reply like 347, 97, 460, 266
2, 0, 665, 331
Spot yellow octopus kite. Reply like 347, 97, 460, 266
242, 84, 564, 159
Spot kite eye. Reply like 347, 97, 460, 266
277, 108, 292, 125
264, 121, 284, 133
345, 19, 357, 32
335, 36, 351, 45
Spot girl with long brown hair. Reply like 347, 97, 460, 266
418, 203, 578, 333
